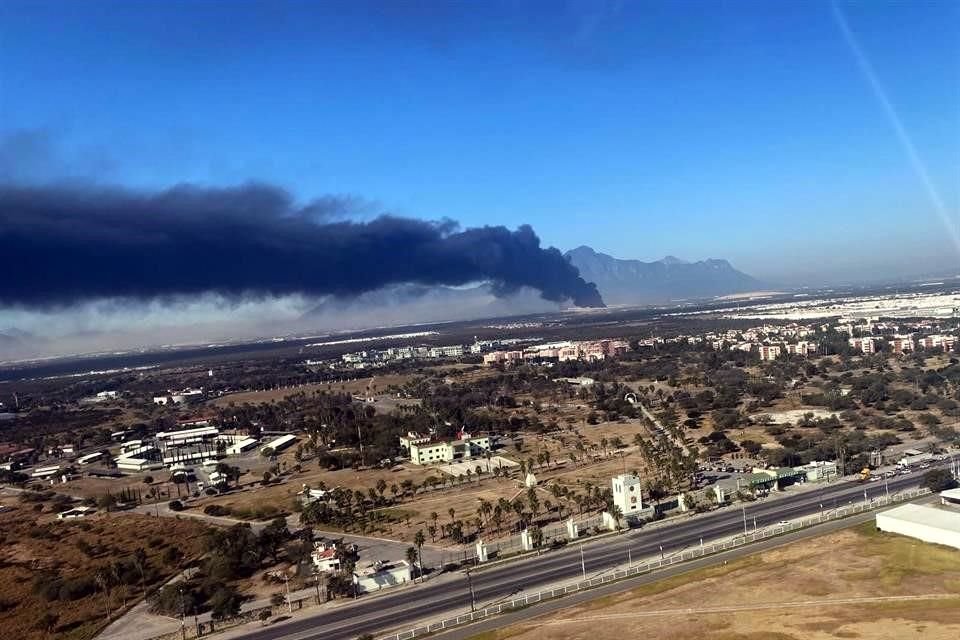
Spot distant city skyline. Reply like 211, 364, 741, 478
1, 0, 959, 355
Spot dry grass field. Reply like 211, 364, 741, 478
0, 507, 210, 640
470, 522, 960, 640
208, 373, 419, 407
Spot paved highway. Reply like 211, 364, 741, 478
228, 468, 936, 640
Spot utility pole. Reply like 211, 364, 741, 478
178, 586, 186, 640
465, 570, 476, 612
741, 506, 748, 535
356, 423, 364, 466
580, 544, 586, 580
283, 574, 293, 613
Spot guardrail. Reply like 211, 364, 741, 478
379, 486, 931, 640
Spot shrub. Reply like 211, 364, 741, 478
58, 576, 97, 601
203, 504, 232, 517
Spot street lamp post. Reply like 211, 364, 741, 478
465, 570, 476, 612
580, 544, 586, 580
178, 586, 186, 640
741, 506, 747, 535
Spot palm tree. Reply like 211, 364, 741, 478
132, 547, 148, 596
528, 493, 540, 516
447, 507, 456, 523
413, 530, 426, 581
610, 504, 624, 532
405, 546, 418, 575
492, 506, 503, 534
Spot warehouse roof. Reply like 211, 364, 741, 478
939, 488, 960, 502
877, 503, 960, 534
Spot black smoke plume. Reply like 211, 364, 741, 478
0, 183, 604, 308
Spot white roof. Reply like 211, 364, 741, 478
878, 503, 960, 534
940, 488, 960, 501
156, 426, 218, 440
263, 434, 297, 450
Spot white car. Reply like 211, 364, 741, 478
777, 520, 790, 526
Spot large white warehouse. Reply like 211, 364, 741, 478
875, 503, 960, 551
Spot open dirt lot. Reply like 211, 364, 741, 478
0, 507, 210, 640
208, 373, 418, 407
471, 522, 960, 640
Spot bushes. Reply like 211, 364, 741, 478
31, 572, 96, 602
169, 500, 184, 511
922, 469, 957, 492
58, 576, 97, 600
33, 574, 63, 601
203, 504, 232, 517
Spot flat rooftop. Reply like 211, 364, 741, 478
878, 503, 960, 534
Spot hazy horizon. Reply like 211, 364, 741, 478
2, 0, 958, 358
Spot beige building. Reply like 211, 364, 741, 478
407, 432, 491, 465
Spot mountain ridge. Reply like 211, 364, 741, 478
565, 245, 764, 304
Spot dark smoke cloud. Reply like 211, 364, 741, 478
0, 182, 604, 309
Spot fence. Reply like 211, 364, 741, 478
379, 486, 931, 640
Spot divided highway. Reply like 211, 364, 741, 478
233, 468, 935, 640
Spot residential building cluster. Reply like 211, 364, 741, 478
847, 333, 957, 354
317, 338, 527, 370
482, 339, 629, 366
152, 387, 204, 405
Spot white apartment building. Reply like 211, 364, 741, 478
889, 336, 915, 353
848, 337, 876, 354
758, 345, 781, 361
917, 335, 957, 351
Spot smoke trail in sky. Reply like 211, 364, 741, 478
832, 3, 960, 254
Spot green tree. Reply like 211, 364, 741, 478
210, 586, 242, 620
922, 468, 957, 492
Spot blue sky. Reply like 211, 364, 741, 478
1, 0, 958, 285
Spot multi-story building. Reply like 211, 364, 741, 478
848, 337, 876, 354
428, 345, 464, 358
482, 350, 523, 365
889, 336, 915, 353
758, 345, 782, 361
406, 431, 491, 465
917, 335, 957, 351
785, 341, 817, 357
399, 431, 431, 451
